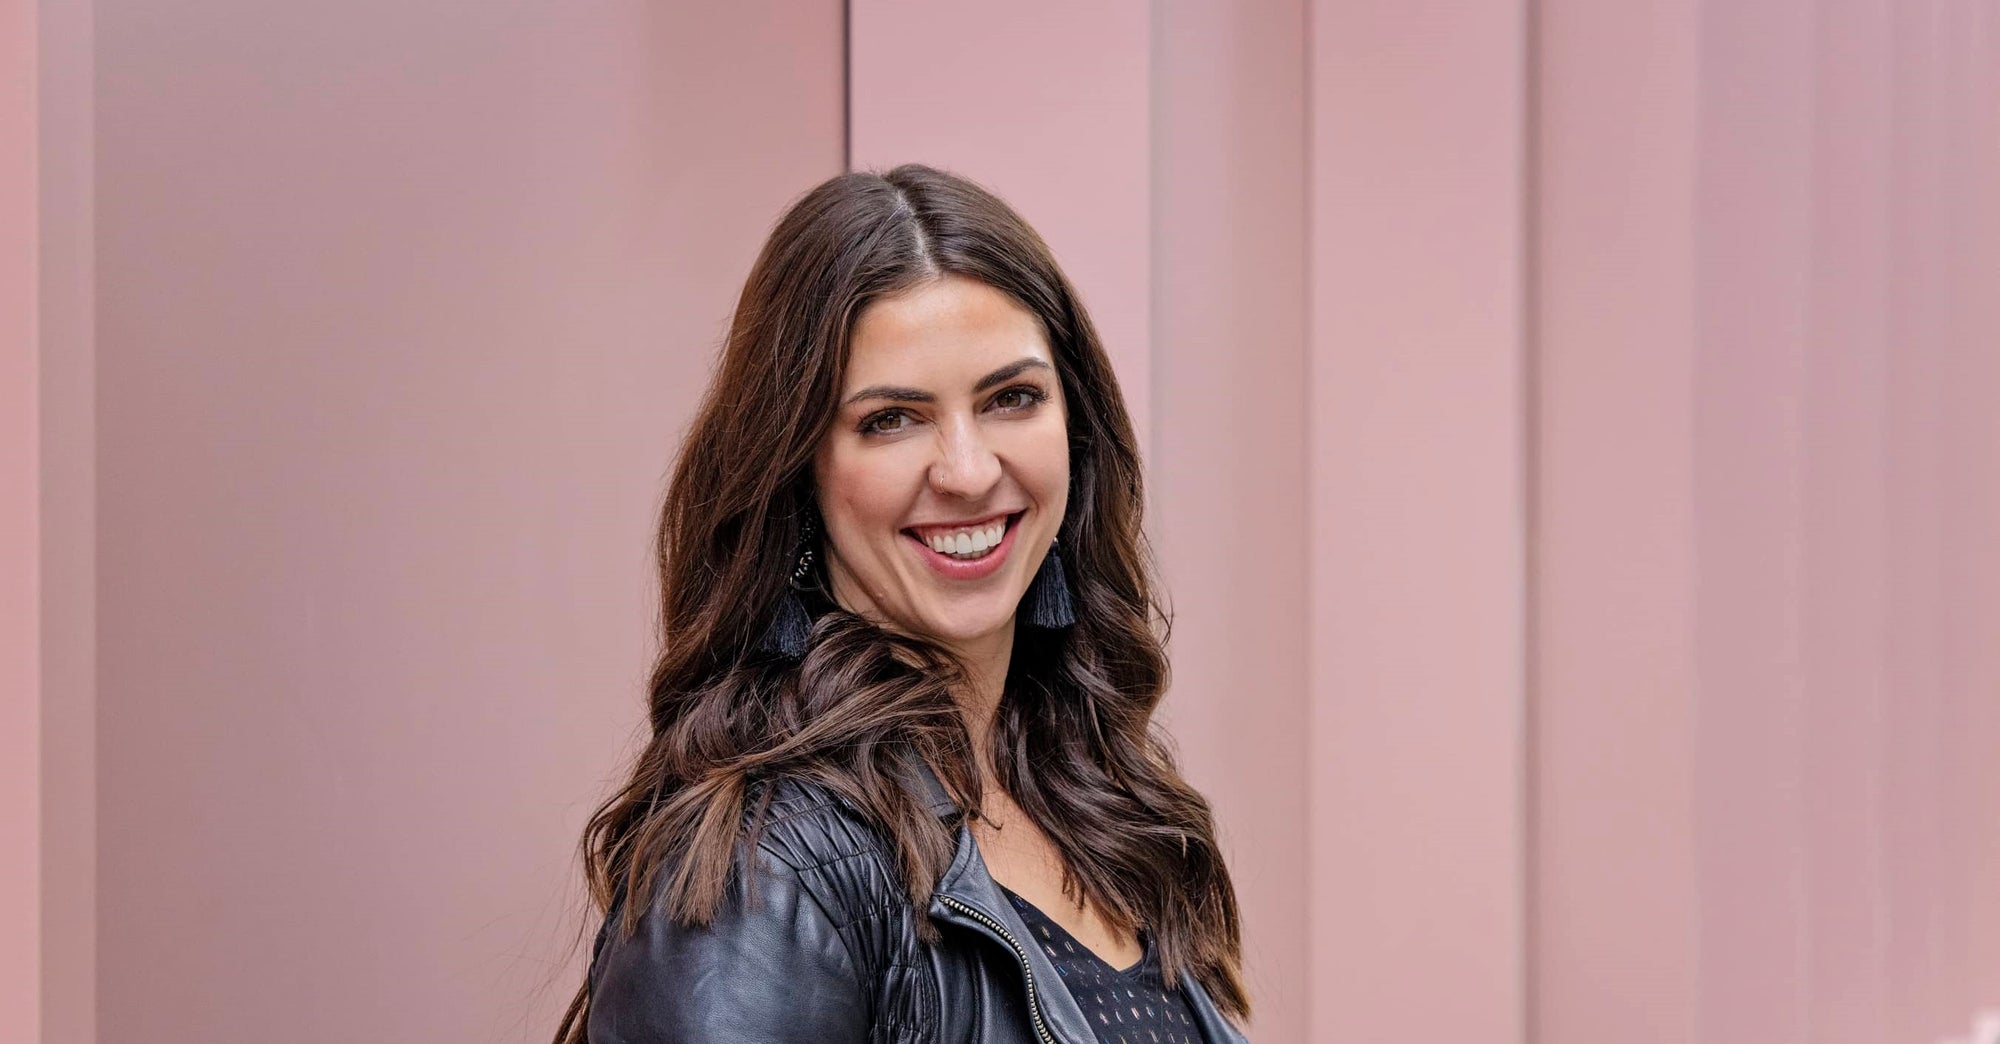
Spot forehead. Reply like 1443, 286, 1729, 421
843, 275, 1051, 385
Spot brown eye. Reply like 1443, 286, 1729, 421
992, 385, 1047, 411
860, 409, 909, 436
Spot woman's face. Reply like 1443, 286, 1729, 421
813, 273, 1070, 652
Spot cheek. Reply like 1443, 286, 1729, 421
816, 445, 913, 539
1026, 419, 1071, 504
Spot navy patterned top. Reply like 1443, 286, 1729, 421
999, 885, 1204, 1044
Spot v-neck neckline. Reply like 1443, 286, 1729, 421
998, 884, 1151, 977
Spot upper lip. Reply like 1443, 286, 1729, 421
904, 511, 1021, 536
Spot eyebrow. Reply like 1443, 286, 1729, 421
841, 357, 1054, 408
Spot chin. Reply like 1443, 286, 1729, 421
907, 599, 1019, 647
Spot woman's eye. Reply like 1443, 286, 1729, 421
860, 409, 909, 435
993, 385, 1047, 411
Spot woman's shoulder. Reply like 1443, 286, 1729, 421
742, 774, 908, 898
587, 772, 947, 1043
592, 774, 913, 967
588, 775, 888, 1042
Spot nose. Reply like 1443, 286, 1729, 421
928, 414, 1002, 500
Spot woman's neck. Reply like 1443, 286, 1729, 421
947, 622, 1013, 783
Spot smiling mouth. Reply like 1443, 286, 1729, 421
903, 511, 1023, 562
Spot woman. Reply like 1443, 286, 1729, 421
552, 164, 1251, 1044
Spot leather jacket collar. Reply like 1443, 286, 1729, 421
911, 762, 1249, 1044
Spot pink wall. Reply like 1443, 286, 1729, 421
12, 2, 2000, 1043
5, 4, 44, 1043
1149, 5, 1311, 1041
1537, 3, 2000, 1044
1307, 4, 1530, 1041
1533, 2, 1705, 1041
37, 2, 97, 1042
85, 2, 841, 1041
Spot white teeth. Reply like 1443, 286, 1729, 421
922, 518, 1009, 559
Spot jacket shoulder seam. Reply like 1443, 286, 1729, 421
748, 842, 866, 983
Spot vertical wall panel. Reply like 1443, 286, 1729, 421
92, 3, 844, 1042
35, 0, 96, 1041
1691, 2, 1817, 1042
1801, 1, 1894, 1041
1532, 2, 1703, 1042
1928, 2, 1978, 1031
1964, 0, 2000, 1019
1307, 3, 1528, 1041
1934, 5, 1998, 1031
1150, 3, 1309, 1040
2, 1, 43, 1041
1883, 2, 1952, 1038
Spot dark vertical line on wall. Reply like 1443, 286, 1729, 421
841, 0, 852, 171
1518, 0, 1542, 1043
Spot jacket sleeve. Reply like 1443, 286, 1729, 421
586, 844, 871, 1044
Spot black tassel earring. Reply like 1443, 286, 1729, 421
1023, 536, 1076, 629
756, 513, 819, 659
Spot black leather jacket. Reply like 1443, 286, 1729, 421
585, 767, 1252, 1043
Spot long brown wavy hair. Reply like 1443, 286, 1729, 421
550, 164, 1247, 1042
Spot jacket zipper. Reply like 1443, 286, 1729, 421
935, 894, 1061, 1044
